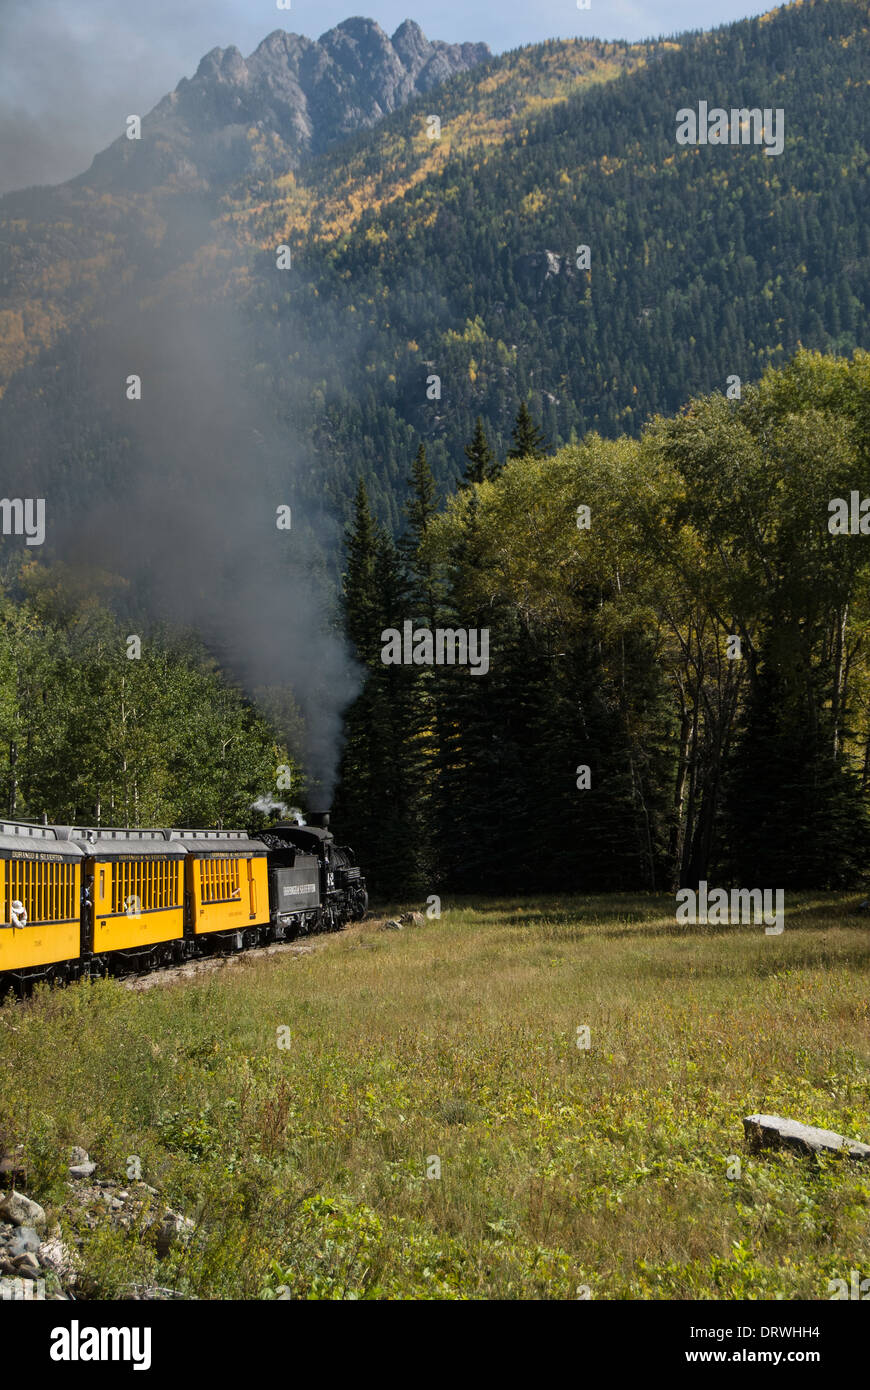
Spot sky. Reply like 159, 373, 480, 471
0, 0, 784, 193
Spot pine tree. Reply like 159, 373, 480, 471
405, 443, 437, 548
402, 442, 441, 619
336, 490, 432, 897
724, 662, 870, 888
342, 481, 380, 661
461, 417, 496, 487
507, 402, 548, 461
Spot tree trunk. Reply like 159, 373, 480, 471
670, 704, 691, 888
831, 605, 848, 756
8, 740, 16, 818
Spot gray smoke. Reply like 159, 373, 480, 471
252, 798, 302, 821
0, 0, 262, 195
1, 6, 368, 803
47, 204, 362, 804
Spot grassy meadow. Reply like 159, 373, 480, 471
2, 895, 869, 1300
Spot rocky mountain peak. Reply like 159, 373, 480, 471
79, 16, 490, 192
391, 19, 430, 64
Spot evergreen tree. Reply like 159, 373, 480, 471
724, 662, 870, 888
343, 481, 380, 658
338, 349, 870, 899
335, 488, 431, 896
461, 417, 496, 487
507, 402, 548, 461
405, 444, 437, 550
401, 443, 442, 618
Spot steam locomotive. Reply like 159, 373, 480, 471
0, 811, 367, 991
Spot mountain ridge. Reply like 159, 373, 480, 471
74, 17, 492, 194
0, 28, 651, 389
0, 1, 866, 538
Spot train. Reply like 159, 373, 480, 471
0, 812, 367, 992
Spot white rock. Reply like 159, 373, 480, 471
744, 1113, 870, 1160
68, 1162, 96, 1179
155, 1210, 195, 1258
0, 1190, 47, 1229
38, 1236, 78, 1282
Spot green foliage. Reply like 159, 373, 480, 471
337, 350, 870, 898
461, 417, 496, 487
156, 1107, 226, 1165
507, 401, 548, 462
337, 489, 431, 894
0, 564, 295, 828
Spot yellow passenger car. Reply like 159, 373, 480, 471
173, 830, 269, 941
73, 827, 186, 958
0, 821, 84, 979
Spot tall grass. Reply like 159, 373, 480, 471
1, 894, 868, 1299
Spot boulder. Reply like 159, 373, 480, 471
8, 1226, 41, 1257
0, 1190, 47, 1228
69, 1147, 89, 1166
513, 249, 575, 298
743, 1113, 870, 1160
68, 1162, 96, 1179
155, 1209, 195, 1259
12, 1251, 40, 1276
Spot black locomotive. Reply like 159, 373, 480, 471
257, 812, 369, 936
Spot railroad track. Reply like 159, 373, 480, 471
123, 936, 322, 990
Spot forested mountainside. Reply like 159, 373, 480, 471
0, 0, 865, 538
244, 0, 867, 527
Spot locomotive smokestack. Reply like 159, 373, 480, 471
309, 811, 330, 829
